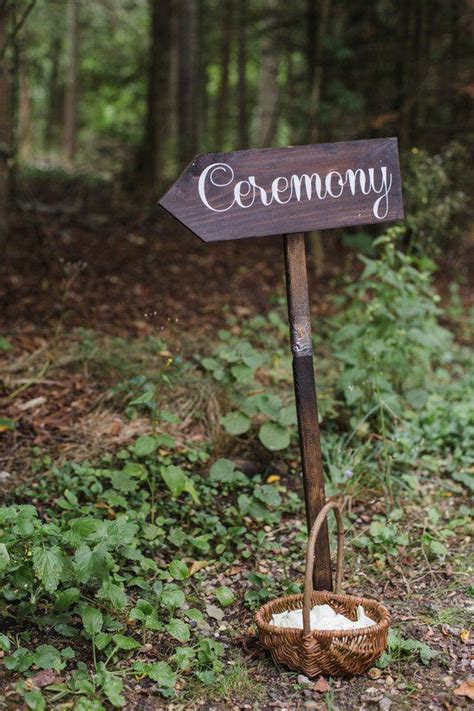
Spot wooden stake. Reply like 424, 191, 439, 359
283, 232, 332, 591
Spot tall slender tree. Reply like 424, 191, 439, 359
178, 0, 199, 164
0, 2, 12, 243
144, 0, 173, 191
63, 0, 80, 165
256, 0, 279, 147
215, 0, 234, 148
237, 0, 249, 149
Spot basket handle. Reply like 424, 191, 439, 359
303, 501, 344, 636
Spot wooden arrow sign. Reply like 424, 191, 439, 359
159, 137, 404, 592
159, 137, 403, 242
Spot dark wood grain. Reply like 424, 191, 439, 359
159, 137, 404, 242
284, 233, 332, 591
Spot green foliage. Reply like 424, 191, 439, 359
329, 230, 453, 426
198, 316, 298, 454
403, 143, 468, 255
377, 628, 439, 669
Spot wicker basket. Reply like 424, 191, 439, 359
255, 502, 390, 677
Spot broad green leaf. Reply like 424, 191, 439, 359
134, 435, 157, 457
278, 404, 297, 426
419, 644, 438, 665
101, 673, 125, 708
73, 545, 93, 583
161, 465, 186, 497
183, 478, 200, 504
0, 543, 10, 572
429, 540, 448, 556
166, 619, 190, 643
24, 690, 45, 711
75, 698, 105, 711
32, 547, 62, 593
215, 586, 235, 608
129, 390, 155, 405
159, 409, 180, 424
112, 634, 140, 651
146, 661, 176, 687
174, 646, 195, 670
0, 633, 11, 652
110, 467, 139, 493
98, 582, 128, 611
0, 337, 12, 351
81, 606, 103, 635
160, 584, 185, 610
54, 587, 80, 611
185, 608, 204, 622
220, 411, 251, 435
94, 632, 112, 651
169, 559, 189, 580
32, 644, 63, 671
258, 422, 290, 451
209, 458, 245, 485
230, 364, 254, 383
405, 387, 428, 409
255, 484, 281, 507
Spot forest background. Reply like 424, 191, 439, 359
0, 1, 473, 710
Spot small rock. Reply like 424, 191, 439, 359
385, 676, 394, 687
303, 703, 320, 710
379, 698, 392, 711
0, 471, 10, 482
297, 674, 314, 688
368, 667, 382, 680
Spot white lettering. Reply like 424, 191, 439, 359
197, 161, 393, 219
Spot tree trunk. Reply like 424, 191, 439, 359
307, 0, 331, 276
215, 0, 234, 148
63, 0, 79, 166
18, 65, 32, 158
178, 0, 199, 165
236, 0, 248, 148
256, 0, 279, 147
307, 0, 330, 143
0, 3, 12, 245
45, 34, 62, 150
144, 0, 173, 191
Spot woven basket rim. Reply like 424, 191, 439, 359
255, 590, 390, 640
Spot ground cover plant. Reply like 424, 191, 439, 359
1, 207, 473, 709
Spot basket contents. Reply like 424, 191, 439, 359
271, 603, 375, 631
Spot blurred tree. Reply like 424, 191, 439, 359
178, 0, 199, 164
63, 0, 80, 165
215, 0, 234, 147
143, 0, 173, 191
237, 0, 249, 148
256, 0, 279, 147
0, 1, 12, 243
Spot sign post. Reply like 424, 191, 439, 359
159, 137, 404, 590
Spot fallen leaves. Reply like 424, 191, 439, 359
313, 676, 330, 693
189, 560, 209, 576
30, 669, 63, 689
205, 604, 224, 621
453, 679, 474, 700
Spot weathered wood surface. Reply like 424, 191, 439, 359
159, 137, 403, 242
284, 233, 332, 591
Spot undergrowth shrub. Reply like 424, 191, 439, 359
328, 229, 453, 428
